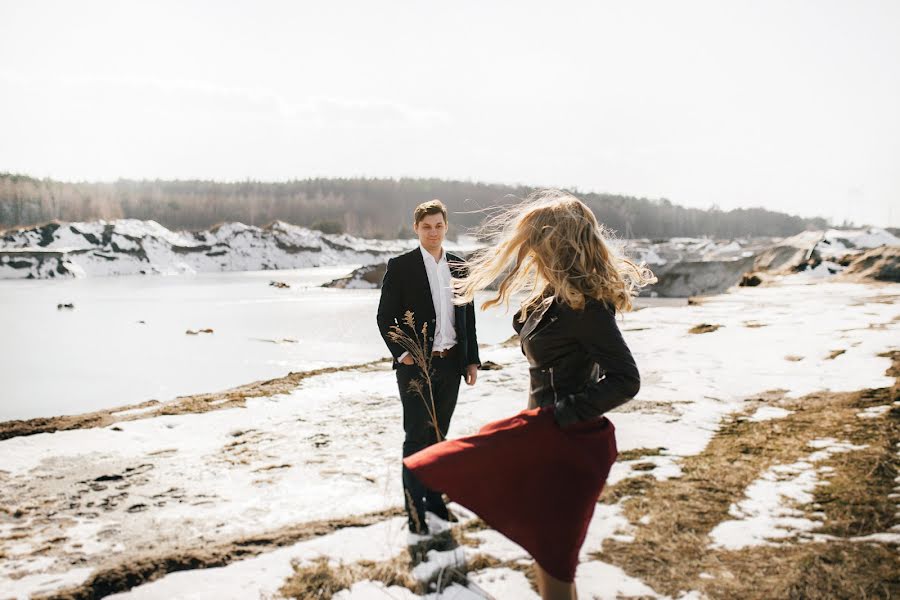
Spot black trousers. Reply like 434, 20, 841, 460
397, 350, 461, 531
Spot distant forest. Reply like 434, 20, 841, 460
0, 173, 830, 239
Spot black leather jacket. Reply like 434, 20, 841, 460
513, 296, 641, 427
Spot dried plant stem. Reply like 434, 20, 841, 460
388, 311, 442, 442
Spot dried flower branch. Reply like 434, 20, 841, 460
388, 310, 442, 442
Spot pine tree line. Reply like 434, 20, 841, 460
0, 173, 829, 239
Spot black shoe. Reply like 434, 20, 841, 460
407, 517, 430, 536
406, 498, 430, 536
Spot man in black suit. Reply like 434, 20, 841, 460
377, 199, 480, 536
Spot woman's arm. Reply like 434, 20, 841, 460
554, 300, 641, 427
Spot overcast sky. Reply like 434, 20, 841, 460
1, 0, 897, 226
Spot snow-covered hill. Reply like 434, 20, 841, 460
0, 219, 414, 279
3, 220, 898, 285
323, 228, 900, 296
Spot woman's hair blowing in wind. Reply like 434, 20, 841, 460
453, 190, 657, 320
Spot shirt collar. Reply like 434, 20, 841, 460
419, 244, 445, 264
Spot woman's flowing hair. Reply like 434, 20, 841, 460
453, 189, 657, 321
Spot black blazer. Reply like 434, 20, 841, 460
376, 248, 480, 375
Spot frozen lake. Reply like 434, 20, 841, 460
0, 266, 531, 421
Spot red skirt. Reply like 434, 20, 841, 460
402, 406, 618, 583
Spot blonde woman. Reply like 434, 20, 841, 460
404, 190, 655, 599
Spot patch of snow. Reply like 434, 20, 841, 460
847, 532, 900, 545
575, 560, 665, 599
857, 405, 891, 419
2, 567, 94, 600
411, 548, 466, 583
747, 406, 794, 422
703, 241, 742, 259
111, 405, 160, 417
333, 581, 421, 599
467, 567, 540, 599
792, 260, 844, 280
642, 248, 668, 265
822, 228, 900, 253
109, 517, 410, 599
579, 503, 636, 556
777, 230, 823, 250
425, 583, 488, 599
709, 439, 868, 550
676, 592, 710, 600
466, 529, 528, 562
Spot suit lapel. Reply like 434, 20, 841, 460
446, 252, 464, 279
412, 247, 436, 321
443, 252, 469, 337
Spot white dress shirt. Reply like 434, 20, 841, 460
421, 245, 457, 351
399, 245, 457, 362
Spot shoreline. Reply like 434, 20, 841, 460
0, 358, 391, 442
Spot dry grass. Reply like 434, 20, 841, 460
849, 293, 900, 306
278, 521, 536, 599
592, 351, 900, 599
688, 323, 721, 334
38, 508, 404, 600
279, 556, 418, 599
617, 447, 667, 461
599, 474, 657, 505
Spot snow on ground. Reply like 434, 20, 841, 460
746, 406, 794, 422
708, 438, 869, 550
790, 259, 843, 279
574, 561, 668, 599
0, 278, 897, 598
466, 568, 539, 599
105, 506, 673, 600
105, 517, 412, 600
856, 404, 894, 419
816, 227, 900, 258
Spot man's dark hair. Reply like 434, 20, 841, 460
414, 199, 448, 225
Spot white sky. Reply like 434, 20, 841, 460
1, 0, 898, 227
